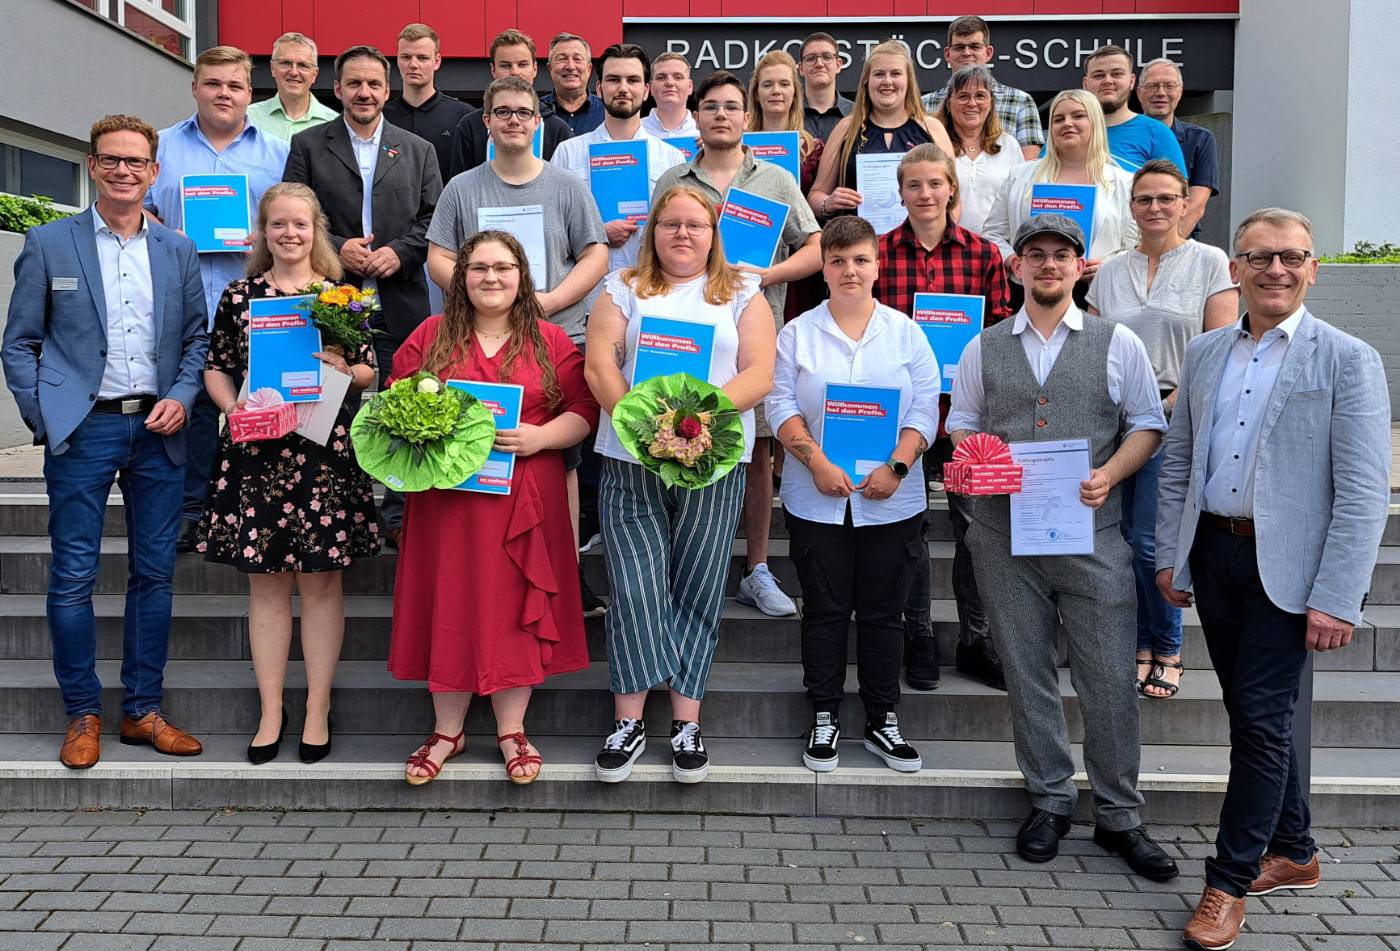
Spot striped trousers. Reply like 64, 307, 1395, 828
599, 458, 747, 698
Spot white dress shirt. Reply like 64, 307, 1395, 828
954, 132, 1026, 236
92, 208, 158, 399
347, 117, 384, 290
766, 300, 940, 527
1202, 307, 1306, 518
945, 304, 1167, 438
641, 109, 698, 139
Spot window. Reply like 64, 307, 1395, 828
67, 0, 195, 60
0, 134, 87, 210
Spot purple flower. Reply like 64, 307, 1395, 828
360, 320, 372, 330
349, 301, 364, 312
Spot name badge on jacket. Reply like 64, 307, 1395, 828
52, 277, 79, 291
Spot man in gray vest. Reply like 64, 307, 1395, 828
945, 214, 1176, 880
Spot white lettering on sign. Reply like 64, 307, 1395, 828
1011, 37, 1185, 70
915, 39, 942, 70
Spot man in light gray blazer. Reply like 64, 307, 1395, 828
1155, 208, 1391, 951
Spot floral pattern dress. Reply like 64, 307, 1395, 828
198, 275, 381, 572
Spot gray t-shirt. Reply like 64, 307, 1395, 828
1086, 239, 1234, 390
427, 162, 607, 341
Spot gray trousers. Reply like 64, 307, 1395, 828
965, 519, 1144, 831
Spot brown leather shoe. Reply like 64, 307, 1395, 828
1184, 885, 1246, 950
1248, 851, 1321, 896
60, 715, 102, 769
119, 711, 203, 756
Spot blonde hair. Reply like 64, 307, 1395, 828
398, 23, 440, 50
625, 186, 746, 305
746, 51, 817, 161
194, 45, 253, 85
835, 40, 928, 187
1039, 89, 1114, 189
246, 183, 343, 280
896, 144, 960, 217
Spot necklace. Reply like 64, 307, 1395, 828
475, 327, 511, 340
265, 271, 316, 294
961, 137, 982, 158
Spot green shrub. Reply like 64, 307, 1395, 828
0, 194, 72, 235
1320, 241, 1400, 264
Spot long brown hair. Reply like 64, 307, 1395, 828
624, 186, 746, 305
246, 182, 342, 279
836, 39, 929, 188
746, 50, 818, 161
933, 65, 1006, 158
421, 230, 560, 407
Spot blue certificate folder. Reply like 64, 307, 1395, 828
588, 141, 651, 223
718, 187, 790, 268
663, 135, 698, 161
247, 296, 322, 403
447, 380, 524, 495
819, 384, 901, 485
631, 316, 716, 385
1028, 183, 1096, 255
181, 174, 251, 253
742, 131, 800, 183
912, 293, 984, 385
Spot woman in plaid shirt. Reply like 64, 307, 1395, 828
872, 144, 1013, 694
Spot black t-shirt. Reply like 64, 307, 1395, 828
383, 91, 473, 182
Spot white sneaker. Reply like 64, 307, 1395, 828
736, 563, 797, 617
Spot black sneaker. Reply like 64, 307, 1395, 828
176, 519, 199, 554
904, 637, 941, 690
580, 571, 607, 618
956, 638, 1007, 691
802, 712, 840, 772
862, 712, 921, 772
670, 720, 709, 783
594, 718, 646, 782
578, 510, 602, 554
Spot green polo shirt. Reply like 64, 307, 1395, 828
247, 95, 340, 142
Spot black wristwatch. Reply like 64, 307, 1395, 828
885, 458, 910, 479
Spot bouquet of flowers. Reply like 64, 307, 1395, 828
350, 372, 496, 492
302, 282, 381, 353
611, 373, 745, 489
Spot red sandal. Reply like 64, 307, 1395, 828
404, 729, 466, 786
498, 732, 542, 785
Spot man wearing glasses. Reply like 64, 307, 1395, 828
798, 32, 852, 142
3, 115, 209, 768
247, 32, 339, 142
1136, 58, 1218, 240
1156, 209, 1390, 951
920, 16, 1042, 161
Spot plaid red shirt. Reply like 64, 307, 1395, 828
874, 219, 1012, 326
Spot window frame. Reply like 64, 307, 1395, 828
0, 128, 90, 212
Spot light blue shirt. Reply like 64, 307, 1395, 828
1202, 307, 1306, 518
766, 300, 940, 528
1106, 113, 1187, 176
92, 208, 158, 399
146, 114, 289, 326
346, 117, 384, 292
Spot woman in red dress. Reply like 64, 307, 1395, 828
386, 230, 599, 785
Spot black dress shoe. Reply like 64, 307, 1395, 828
903, 637, 941, 690
1016, 808, 1072, 863
956, 638, 1007, 691
176, 520, 200, 554
246, 706, 286, 765
1093, 825, 1180, 881
299, 715, 333, 764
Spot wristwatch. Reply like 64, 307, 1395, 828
885, 458, 910, 479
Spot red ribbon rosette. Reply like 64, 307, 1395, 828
945, 433, 1023, 496
952, 432, 1014, 465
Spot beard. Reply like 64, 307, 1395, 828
1029, 282, 1069, 308
604, 97, 642, 120
1098, 90, 1130, 113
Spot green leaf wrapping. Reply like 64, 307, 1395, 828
611, 373, 745, 490
350, 373, 497, 492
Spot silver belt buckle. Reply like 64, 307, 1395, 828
120, 398, 143, 415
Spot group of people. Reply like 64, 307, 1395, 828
3, 15, 1392, 951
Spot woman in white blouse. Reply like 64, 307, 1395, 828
983, 89, 1137, 303
766, 215, 939, 777
931, 65, 1026, 235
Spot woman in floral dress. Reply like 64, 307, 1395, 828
198, 182, 380, 765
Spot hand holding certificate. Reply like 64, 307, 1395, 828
447, 380, 524, 495
1009, 438, 1094, 556
854, 152, 908, 236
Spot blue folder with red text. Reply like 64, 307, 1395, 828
588, 141, 651, 223
447, 380, 524, 495
742, 131, 801, 183
631, 315, 716, 385
718, 187, 789, 268
1028, 183, 1096, 255
912, 293, 984, 386
247, 295, 322, 403
819, 383, 901, 485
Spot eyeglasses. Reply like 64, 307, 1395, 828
947, 43, 988, 55
1131, 194, 1186, 208
951, 91, 991, 104
1234, 249, 1312, 270
272, 58, 316, 72
490, 106, 537, 121
465, 262, 520, 277
1019, 249, 1079, 267
93, 154, 152, 172
1140, 82, 1182, 93
655, 219, 713, 237
801, 52, 838, 65
698, 102, 744, 115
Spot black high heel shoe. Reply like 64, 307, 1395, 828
299, 713, 333, 764
247, 706, 286, 765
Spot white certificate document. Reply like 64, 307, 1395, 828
854, 152, 908, 236
1009, 438, 1094, 556
477, 204, 547, 287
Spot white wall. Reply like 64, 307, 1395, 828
1342, 0, 1400, 248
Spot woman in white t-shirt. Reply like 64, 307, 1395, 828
1087, 159, 1238, 701
584, 185, 777, 785
931, 65, 1026, 235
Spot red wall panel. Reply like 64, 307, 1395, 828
311, 0, 414, 54
623, 0, 685, 15
925, 0, 1037, 14
516, 0, 623, 52
893, 0, 928, 14
826, 0, 896, 16
423, 0, 488, 58
281, 0, 316, 40
217, 0, 283, 53
721, 0, 817, 14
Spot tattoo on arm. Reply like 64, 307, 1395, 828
612, 342, 626, 368
785, 420, 818, 463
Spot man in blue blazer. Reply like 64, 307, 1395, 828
1155, 208, 1391, 950
2, 115, 209, 769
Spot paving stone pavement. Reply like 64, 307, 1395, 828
0, 810, 1395, 950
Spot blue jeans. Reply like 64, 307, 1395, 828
44, 412, 184, 719
1119, 448, 1183, 655
181, 387, 220, 521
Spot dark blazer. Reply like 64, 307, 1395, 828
1, 207, 208, 462
283, 118, 443, 342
